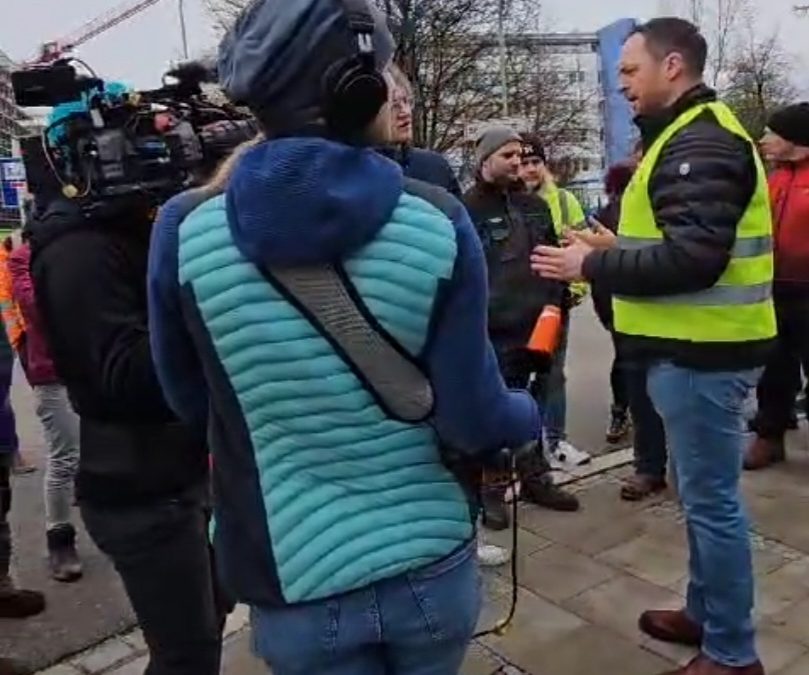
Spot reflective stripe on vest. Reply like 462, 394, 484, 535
613, 101, 777, 344
616, 234, 773, 258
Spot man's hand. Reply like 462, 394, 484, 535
531, 238, 593, 282
567, 218, 617, 250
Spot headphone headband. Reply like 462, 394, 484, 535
321, 0, 389, 138
340, 0, 377, 68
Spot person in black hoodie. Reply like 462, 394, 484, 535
592, 162, 634, 442
463, 125, 580, 528
590, 160, 668, 501
28, 187, 224, 672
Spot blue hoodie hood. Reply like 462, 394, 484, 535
226, 138, 404, 266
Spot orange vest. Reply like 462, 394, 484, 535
0, 248, 25, 350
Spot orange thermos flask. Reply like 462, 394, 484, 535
527, 305, 563, 356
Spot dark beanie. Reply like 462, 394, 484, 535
521, 134, 547, 163
768, 103, 809, 147
218, 0, 394, 131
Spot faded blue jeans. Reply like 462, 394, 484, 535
541, 312, 570, 447
647, 363, 763, 667
251, 540, 481, 675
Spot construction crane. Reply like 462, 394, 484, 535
30, 0, 188, 65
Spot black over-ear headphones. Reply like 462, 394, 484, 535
322, 0, 389, 137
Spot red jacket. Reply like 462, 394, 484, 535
770, 161, 809, 290
8, 243, 59, 386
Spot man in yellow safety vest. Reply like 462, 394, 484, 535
532, 17, 775, 675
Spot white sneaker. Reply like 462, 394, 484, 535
548, 441, 592, 469
477, 544, 511, 568
504, 481, 521, 503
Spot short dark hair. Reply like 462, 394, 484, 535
630, 17, 708, 77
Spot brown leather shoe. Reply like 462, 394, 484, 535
660, 653, 764, 674
640, 608, 703, 646
744, 437, 785, 471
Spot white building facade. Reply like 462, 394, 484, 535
0, 49, 20, 158
524, 32, 605, 208
461, 20, 638, 208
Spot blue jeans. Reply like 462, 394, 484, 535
647, 363, 762, 667
542, 313, 569, 446
251, 540, 481, 675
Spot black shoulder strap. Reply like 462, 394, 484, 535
260, 263, 434, 424
403, 177, 458, 219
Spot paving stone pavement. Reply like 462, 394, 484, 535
30, 428, 809, 675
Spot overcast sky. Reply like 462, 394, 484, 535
0, 0, 806, 92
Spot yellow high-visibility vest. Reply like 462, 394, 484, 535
540, 184, 589, 300
613, 101, 777, 343
542, 184, 585, 235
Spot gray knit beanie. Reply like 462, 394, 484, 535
475, 125, 523, 168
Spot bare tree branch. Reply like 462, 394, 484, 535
724, 14, 797, 137
203, 0, 600, 167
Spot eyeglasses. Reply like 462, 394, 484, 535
391, 96, 412, 110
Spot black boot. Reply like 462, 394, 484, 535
480, 485, 510, 531
518, 450, 580, 512
47, 524, 82, 583
0, 512, 43, 617
606, 405, 631, 444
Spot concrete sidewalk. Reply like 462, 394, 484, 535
33, 426, 809, 675
6, 307, 626, 674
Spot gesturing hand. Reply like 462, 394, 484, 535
569, 218, 617, 250
530, 238, 593, 282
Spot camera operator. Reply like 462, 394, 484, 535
27, 94, 225, 674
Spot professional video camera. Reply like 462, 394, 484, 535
12, 58, 258, 204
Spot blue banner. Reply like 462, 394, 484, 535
0, 158, 26, 210
597, 18, 638, 167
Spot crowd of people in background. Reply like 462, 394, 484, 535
0, 2, 807, 675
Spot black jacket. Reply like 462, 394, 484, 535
582, 85, 772, 370
380, 146, 462, 198
464, 179, 563, 353
590, 199, 621, 332
29, 198, 208, 506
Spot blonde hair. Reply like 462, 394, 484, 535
201, 133, 265, 197
388, 63, 413, 101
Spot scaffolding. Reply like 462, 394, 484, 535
0, 48, 24, 228
0, 50, 18, 158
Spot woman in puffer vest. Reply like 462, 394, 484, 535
147, 1, 541, 673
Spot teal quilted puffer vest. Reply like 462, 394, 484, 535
178, 191, 474, 604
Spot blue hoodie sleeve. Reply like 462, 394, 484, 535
426, 204, 540, 456
148, 191, 210, 428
